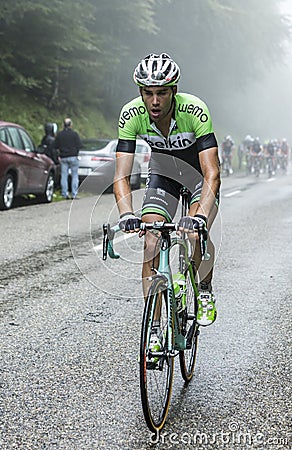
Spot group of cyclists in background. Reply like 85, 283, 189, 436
220, 134, 290, 178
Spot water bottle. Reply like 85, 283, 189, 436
173, 272, 186, 313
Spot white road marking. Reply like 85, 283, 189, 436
224, 190, 241, 198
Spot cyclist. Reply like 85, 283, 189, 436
113, 53, 221, 329
265, 139, 277, 175
243, 134, 253, 150
243, 134, 254, 174
279, 138, 289, 171
250, 137, 263, 174
280, 138, 290, 157
221, 135, 234, 174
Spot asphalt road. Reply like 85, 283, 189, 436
0, 169, 291, 449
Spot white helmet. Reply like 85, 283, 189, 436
133, 53, 181, 87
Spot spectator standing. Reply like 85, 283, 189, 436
40, 123, 58, 164
54, 118, 82, 199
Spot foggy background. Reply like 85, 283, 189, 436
0, 0, 291, 143
117, 0, 292, 143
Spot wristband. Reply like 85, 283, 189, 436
195, 214, 208, 224
120, 211, 134, 219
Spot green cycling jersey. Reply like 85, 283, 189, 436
117, 93, 217, 176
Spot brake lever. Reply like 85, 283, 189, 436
102, 223, 120, 260
102, 224, 109, 260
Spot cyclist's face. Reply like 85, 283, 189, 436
140, 86, 176, 123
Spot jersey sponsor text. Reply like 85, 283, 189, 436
142, 133, 195, 151
119, 105, 146, 128
178, 103, 208, 123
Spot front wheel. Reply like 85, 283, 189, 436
179, 266, 199, 382
222, 159, 230, 176
140, 276, 174, 432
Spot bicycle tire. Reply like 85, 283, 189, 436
140, 276, 174, 432
179, 266, 199, 382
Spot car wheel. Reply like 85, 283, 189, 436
38, 172, 54, 203
0, 174, 15, 210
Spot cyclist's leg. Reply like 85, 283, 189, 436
141, 212, 165, 298
188, 201, 218, 326
189, 202, 218, 286
187, 178, 219, 287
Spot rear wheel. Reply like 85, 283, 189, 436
0, 174, 15, 210
140, 276, 174, 432
179, 266, 199, 382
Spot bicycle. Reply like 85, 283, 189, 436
102, 188, 208, 432
222, 154, 231, 176
251, 153, 261, 177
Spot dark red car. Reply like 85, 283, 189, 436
0, 121, 56, 210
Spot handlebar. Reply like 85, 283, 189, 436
102, 221, 209, 261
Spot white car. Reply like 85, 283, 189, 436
79, 138, 151, 182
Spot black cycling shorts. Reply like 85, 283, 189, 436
141, 172, 220, 222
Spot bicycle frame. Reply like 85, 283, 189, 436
147, 229, 198, 356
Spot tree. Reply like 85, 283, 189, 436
0, 0, 290, 138
0, 0, 157, 112
121, 0, 289, 137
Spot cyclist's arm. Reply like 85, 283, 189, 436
189, 146, 221, 219
113, 139, 136, 216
